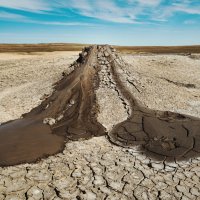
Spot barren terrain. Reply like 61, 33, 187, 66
0, 47, 200, 199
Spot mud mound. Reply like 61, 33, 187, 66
0, 45, 200, 167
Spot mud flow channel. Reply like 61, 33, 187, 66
0, 45, 200, 167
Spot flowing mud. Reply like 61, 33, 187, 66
0, 46, 106, 167
104, 46, 200, 162
0, 45, 200, 167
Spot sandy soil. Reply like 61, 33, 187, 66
0, 51, 200, 199
0, 51, 79, 123
122, 54, 200, 117
1, 51, 200, 124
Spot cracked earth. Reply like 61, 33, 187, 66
0, 47, 200, 199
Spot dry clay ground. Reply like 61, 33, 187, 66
0, 51, 200, 200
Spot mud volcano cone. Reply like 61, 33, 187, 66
0, 45, 200, 167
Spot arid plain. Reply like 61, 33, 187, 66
0, 44, 200, 199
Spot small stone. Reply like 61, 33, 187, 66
70, 99, 75, 105
165, 165, 175, 172
43, 118, 56, 126
151, 162, 164, 170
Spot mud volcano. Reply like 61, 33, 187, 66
0, 45, 200, 167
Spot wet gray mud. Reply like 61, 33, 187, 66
0, 45, 200, 167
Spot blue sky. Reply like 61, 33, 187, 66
0, 0, 200, 45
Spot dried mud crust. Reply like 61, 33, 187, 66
0, 51, 79, 123
0, 45, 200, 168
0, 137, 200, 200
122, 53, 200, 117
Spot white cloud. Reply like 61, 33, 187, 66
68, 0, 93, 11
59, 0, 140, 23
29, 20, 93, 26
0, 11, 92, 26
184, 20, 196, 24
137, 0, 161, 6
0, 0, 200, 24
0, 0, 51, 12
0, 11, 26, 19
172, 4, 200, 15
149, 1, 200, 22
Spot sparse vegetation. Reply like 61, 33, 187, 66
115, 45, 200, 54
0, 43, 200, 53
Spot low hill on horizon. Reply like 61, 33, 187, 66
0, 43, 200, 54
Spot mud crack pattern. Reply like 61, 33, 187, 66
0, 137, 200, 200
96, 45, 200, 162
